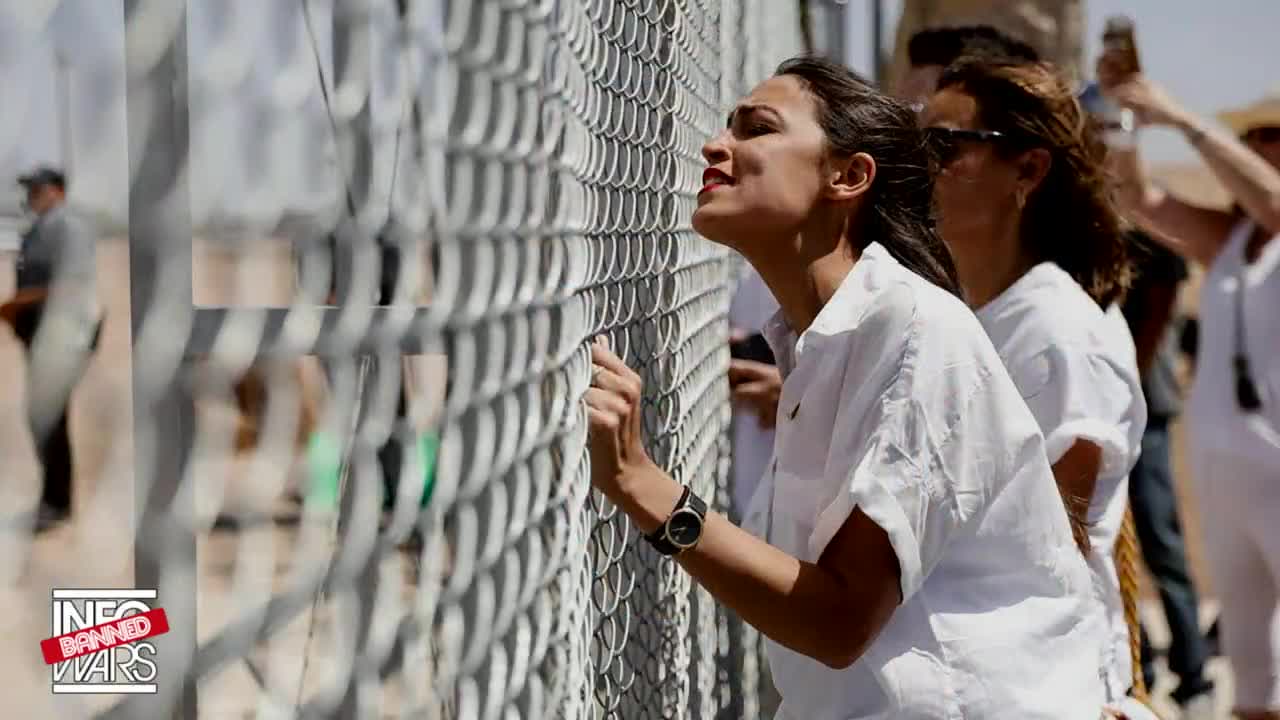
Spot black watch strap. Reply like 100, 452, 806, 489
644, 486, 707, 556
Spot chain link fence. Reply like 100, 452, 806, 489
0, 0, 808, 717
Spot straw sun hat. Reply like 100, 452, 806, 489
1218, 90, 1280, 136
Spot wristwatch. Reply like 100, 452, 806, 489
644, 486, 707, 556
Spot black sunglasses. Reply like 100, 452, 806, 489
1243, 126, 1280, 144
922, 126, 1020, 165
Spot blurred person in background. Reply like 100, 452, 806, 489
896, 24, 1041, 111
0, 167, 100, 532
887, 0, 1084, 90
726, 266, 780, 517
1119, 230, 1217, 718
1100, 50, 1280, 720
586, 56, 1109, 719
922, 59, 1147, 706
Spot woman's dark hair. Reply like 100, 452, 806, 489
775, 56, 962, 296
907, 25, 1040, 69
937, 59, 1132, 308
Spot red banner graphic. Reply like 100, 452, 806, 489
40, 608, 170, 665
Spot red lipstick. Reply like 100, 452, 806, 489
699, 168, 733, 195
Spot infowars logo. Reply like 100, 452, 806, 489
40, 589, 170, 694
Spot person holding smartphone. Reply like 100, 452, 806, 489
1099, 34, 1280, 720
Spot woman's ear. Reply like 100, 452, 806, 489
827, 152, 876, 202
1016, 147, 1052, 195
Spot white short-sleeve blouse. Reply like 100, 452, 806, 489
744, 243, 1105, 719
976, 262, 1148, 701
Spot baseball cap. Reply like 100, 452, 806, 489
17, 166, 66, 190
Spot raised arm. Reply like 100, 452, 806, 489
1100, 58, 1280, 265
1105, 139, 1235, 267
1167, 112, 1280, 237
585, 341, 902, 670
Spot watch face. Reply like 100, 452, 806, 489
666, 509, 703, 548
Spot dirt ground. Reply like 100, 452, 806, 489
0, 239, 377, 718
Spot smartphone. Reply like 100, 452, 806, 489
729, 332, 776, 367
1102, 16, 1141, 76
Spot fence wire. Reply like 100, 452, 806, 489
0, 0, 805, 717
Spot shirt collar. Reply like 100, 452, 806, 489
977, 261, 1064, 317
760, 241, 891, 379
761, 312, 797, 378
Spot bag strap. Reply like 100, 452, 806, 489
1114, 505, 1149, 704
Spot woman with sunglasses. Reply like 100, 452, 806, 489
585, 56, 1107, 719
1100, 55, 1280, 720
921, 60, 1147, 707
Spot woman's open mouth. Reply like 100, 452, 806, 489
699, 167, 734, 196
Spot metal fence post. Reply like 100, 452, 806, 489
332, 0, 385, 716
122, 0, 197, 717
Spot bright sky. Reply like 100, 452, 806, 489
845, 0, 1278, 166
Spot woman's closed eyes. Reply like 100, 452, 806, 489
728, 105, 783, 137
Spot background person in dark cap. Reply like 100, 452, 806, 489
1, 166, 100, 532
894, 24, 1041, 111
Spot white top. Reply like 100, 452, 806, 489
975, 262, 1147, 701
1186, 219, 1280, 469
728, 266, 781, 516
744, 242, 1105, 720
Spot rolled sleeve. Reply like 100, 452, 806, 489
1023, 346, 1145, 477
809, 434, 925, 602
806, 362, 997, 605
1043, 418, 1131, 478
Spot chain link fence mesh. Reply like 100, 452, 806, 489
0, 0, 807, 717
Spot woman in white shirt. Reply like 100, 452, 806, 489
1099, 53, 1280, 720
584, 56, 1105, 719
921, 60, 1147, 705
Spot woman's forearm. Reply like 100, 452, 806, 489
1176, 111, 1280, 235
1109, 144, 1233, 266
1099, 74, 1252, 261
1109, 146, 1180, 245
609, 463, 879, 669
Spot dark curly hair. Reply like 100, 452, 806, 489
775, 56, 961, 296
937, 59, 1132, 308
